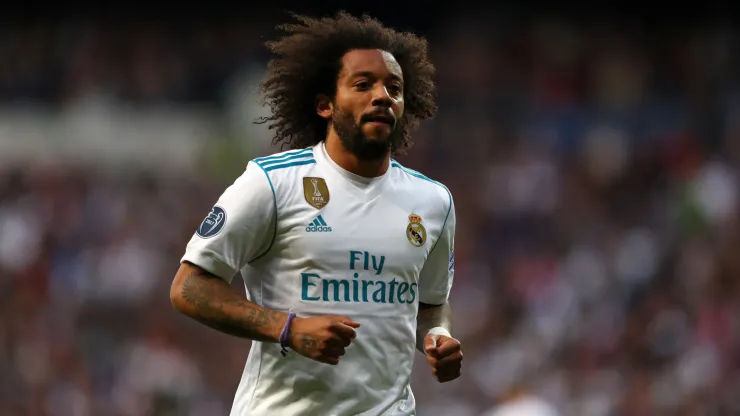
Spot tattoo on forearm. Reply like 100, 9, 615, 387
180, 270, 284, 341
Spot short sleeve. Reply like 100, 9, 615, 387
180, 161, 275, 283
418, 193, 456, 305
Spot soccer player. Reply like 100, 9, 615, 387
170, 12, 462, 415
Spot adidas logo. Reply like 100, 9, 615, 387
305, 215, 332, 233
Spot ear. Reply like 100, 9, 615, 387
316, 94, 333, 120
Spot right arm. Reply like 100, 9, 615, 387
170, 262, 360, 363
170, 261, 287, 343
172, 161, 360, 363
171, 161, 282, 342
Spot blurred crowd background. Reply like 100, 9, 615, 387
2, 5, 740, 416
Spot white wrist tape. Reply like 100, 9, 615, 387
427, 327, 451, 338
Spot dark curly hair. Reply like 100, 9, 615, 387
256, 12, 437, 155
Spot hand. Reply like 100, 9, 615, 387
423, 333, 462, 382
288, 315, 361, 365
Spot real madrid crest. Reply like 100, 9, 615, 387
303, 177, 330, 209
406, 213, 427, 247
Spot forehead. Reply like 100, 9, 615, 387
339, 49, 403, 80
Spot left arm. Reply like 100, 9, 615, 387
415, 189, 462, 382
416, 301, 452, 354
416, 188, 456, 347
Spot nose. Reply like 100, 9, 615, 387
371, 85, 393, 108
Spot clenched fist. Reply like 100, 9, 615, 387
288, 315, 361, 365
423, 333, 462, 383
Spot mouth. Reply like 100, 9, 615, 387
363, 113, 395, 126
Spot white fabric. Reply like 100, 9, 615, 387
181, 142, 456, 415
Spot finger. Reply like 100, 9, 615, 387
435, 351, 464, 370
338, 317, 361, 328
430, 363, 460, 383
435, 364, 462, 380
324, 346, 346, 357
435, 366, 461, 378
330, 321, 358, 340
435, 337, 461, 357
326, 334, 352, 348
317, 355, 340, 365
426, 354, 438, 368
435, 371, 461, 383
424, 334, 439, 357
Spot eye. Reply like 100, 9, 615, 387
354, 81, 370, 90
388, 84, 403, 95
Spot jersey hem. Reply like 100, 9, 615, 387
181, 251, 236, 282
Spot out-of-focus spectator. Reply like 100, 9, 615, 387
480, 386, 559, 416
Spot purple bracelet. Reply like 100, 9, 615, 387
279, 312, 297, 357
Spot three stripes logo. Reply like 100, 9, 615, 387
306, 215, 332, 233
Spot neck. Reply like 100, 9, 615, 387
324, 133, 390, 178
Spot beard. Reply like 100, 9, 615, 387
331, 109, 404, 161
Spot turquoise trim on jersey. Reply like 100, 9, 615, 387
391, 160, 453, 254
254, 147, 313, 165
390, 159, 444, 187
257, 150, 315, 169
248, 163, 278, 263
260, 154, 314, 169
262, 159, 316, 172
246, 150, 316, 261
253, 148, 316, 172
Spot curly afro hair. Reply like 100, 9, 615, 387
256, 11, 437, 155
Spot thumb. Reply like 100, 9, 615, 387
424, 333, 439, 355
340, 318, 361, 328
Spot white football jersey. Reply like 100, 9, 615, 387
181, 141, 456, 416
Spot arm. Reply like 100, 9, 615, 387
171, 262, 362, 365
172, 161, 278, 340
170, 261, 287, 342
416, 187, 456, 354
415, 188, 461, 382
416, 301, 452, 353
171, 162, 361, 365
